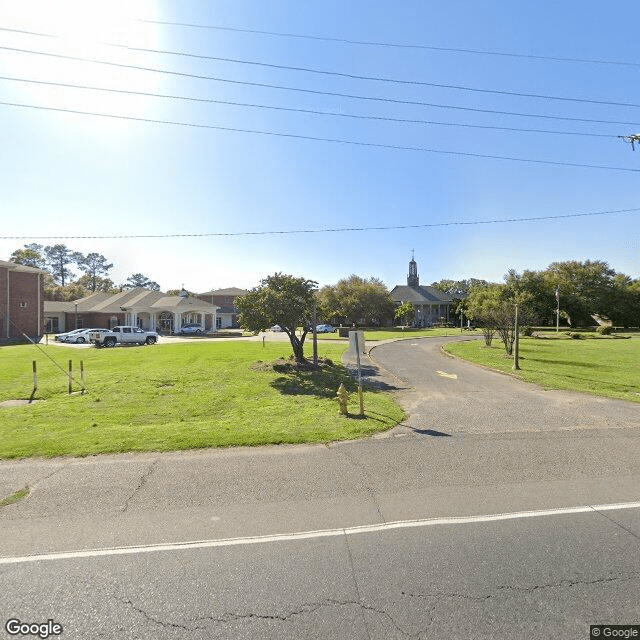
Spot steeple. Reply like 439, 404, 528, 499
407, 250, 419, 287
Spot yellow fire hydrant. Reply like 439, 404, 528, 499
336, 383, 350, 415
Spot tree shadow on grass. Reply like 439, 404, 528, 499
526, 358, 600, 369
269, 361, 401, 398
270, 362, 358, 398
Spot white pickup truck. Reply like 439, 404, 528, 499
90, 326, 159, 348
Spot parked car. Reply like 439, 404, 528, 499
90, 326, 158, 347
65, 328, 110, 344
270, 325, 283, 332
175, 323, 204, 335
55, 328, 86, 342
316, 324, 336, 333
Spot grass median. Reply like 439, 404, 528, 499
444, 335, 640, 403
0, 341, 404, 459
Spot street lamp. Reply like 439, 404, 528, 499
75, 303, 78, 329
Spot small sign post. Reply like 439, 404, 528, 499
353, 332, 365, 417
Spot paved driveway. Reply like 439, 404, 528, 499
367, 336, 640, 435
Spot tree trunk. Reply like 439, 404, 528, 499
286, 331, 307, 363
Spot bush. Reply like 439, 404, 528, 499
521, 326, 534, 337
597, 325, 613, 335
569, 332, 583, 339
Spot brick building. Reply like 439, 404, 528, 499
196, 287, 248, 328
0, 260, 46, 342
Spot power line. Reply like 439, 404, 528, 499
3, 47, 640, 129
3, 44, 639, 110
2, 207, 639, 240
0, 76, 619, 139
2, 100, 638, 173
132, 19, 640, 69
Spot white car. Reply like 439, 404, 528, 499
64, 328, 110, 344
55, 328, 87, 342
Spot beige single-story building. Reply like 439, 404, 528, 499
44, 288, 219, 334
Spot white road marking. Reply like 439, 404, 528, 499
1, 501, 639, 566
436, 370, 458, 379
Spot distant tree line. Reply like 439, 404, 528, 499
464, 260, 640, 354
9, 243, 161, 301
236, 261, 639, 363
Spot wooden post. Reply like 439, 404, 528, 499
68, 360, 73, 394
80, 360, 85, 394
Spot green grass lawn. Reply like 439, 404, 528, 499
0, 341, 404, 459
315, 327, 479, 341
445, 336, 640, 403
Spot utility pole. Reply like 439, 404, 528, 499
619, 133, 640, 150
555, 287, 560, 332
513, 302, 520, 370
312, 302, 318, 367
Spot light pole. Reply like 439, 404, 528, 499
75, 303, 78, 329
513, 302, 520, 370
556, 287, 560, 332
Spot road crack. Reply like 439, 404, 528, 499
194, 599, 417, 638
116, 596, 194, 631
339, 447, 386, 524
496, 572, 640, 593
121, 459, 158, 513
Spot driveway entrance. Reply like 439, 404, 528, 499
368, 336, 640, 435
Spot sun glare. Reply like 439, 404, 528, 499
1, 0, 162, 132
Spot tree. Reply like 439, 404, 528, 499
466, 282, 530, 354
44, 244, 80, 286
395, 302, 415, 326
123, 273, 160, 291
236, 273, 317, 363
75, 252, 114, 292
431, 278, 489, 298
75, 274, 118, 294
318, 275, 394, 326
10, 243, 47, 269
543, 260, 618, 327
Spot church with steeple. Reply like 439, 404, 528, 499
390, 253, 455, 327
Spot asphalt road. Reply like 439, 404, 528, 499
1, 336, 639, 639
367, 335, 640, 434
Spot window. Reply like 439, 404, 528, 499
19, 301, 28, 308
123, 327, 132, 333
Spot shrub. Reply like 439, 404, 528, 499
521, 326, 534, 337
597, 325, 613, 335
569, 332, 583, 339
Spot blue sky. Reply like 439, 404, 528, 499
1, 0, 639, 292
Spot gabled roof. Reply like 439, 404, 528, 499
0, 259, 48, 275
45, 288, 219, 314
199, 287, 249, 296
390, 285, 454, 304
